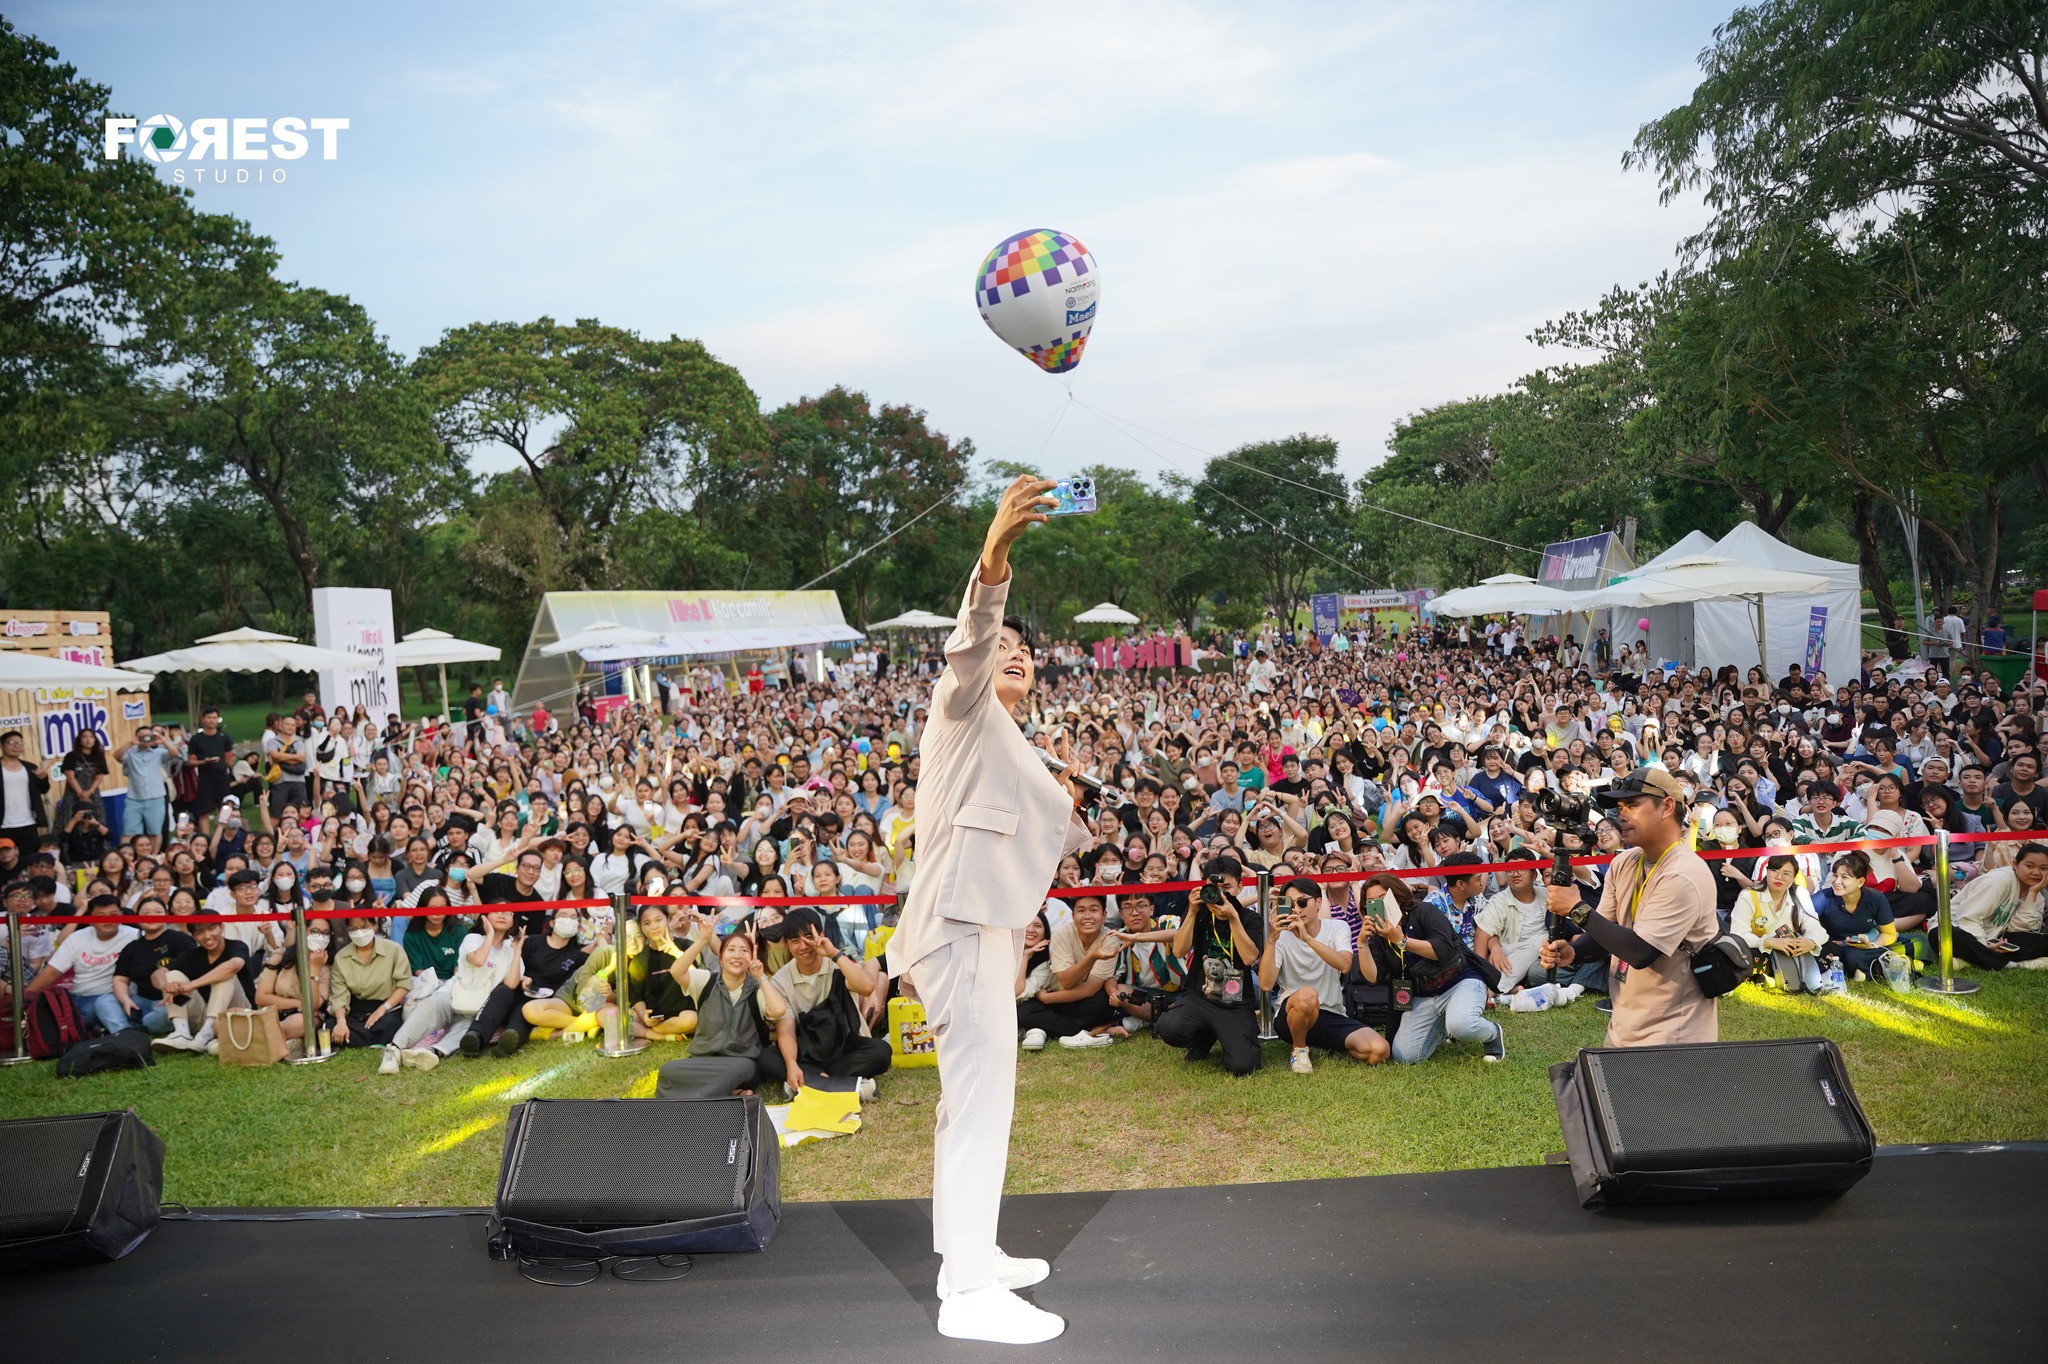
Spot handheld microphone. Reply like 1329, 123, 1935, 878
1035, 746, 1113, 802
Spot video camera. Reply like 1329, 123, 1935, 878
1527, 786, 1594, 982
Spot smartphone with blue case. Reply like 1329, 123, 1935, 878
1048, 476, 1097, 516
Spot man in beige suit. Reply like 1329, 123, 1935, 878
886, 475, 1090, 1345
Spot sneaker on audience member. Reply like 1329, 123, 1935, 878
379, 1044, 401, 1075
204, 1038, 220, 1057
1058, 1030, 1113, 1049
1482, 1024, 1506, 1063
1290, 1047, 1313, 1074
856, 1076, 879, 1101
936, 1284, 1064, 1345
401, 1047, 439, 1072
491, 1028, 524, 1058
1020, 1028, 1048, 1051
153, 1020, 194, 1053
192, 1020, 216, 1051
1121, 1015, 1149, 1034
459, 1031, 484, 1058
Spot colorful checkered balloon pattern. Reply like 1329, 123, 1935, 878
975, 227, 1100, 374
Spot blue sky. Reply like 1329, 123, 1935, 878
24, 1, 1725, 483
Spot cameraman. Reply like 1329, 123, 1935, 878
1156, 854, 1265, 1075
1541, 768, 1720, 1046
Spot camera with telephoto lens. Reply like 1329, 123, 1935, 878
1527, 787, 1596, 978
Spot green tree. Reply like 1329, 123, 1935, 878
1190, 436, 1354, 618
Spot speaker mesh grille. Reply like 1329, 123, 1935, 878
501, 1100, 749, 1227
0, 1115, 107, 1241
1587, 1041, 1866, 1172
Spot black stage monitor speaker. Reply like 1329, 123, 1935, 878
493, 1096, 780, 1259
0, 1110, 164, 1268
1551, 1037, 1875, 1207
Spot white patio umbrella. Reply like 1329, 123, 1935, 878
123, 626, 370, 675
123, 626, 378, 725
1428, 573, 1578, 618
0, 653, 154, 690
537, 621, 667, 658
867, 609, 958, 630
1074, 602, 1141, 626
389, 628, 503, 719
1573, 556, 1831, 664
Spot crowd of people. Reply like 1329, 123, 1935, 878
2, 610, 2044, 1088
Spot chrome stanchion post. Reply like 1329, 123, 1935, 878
1917, 829, 1980, 997
2, 907, 32, 1065
1255, 868, 1280, 1042
289, 903, 334, 1064
598, 891, 648, 1058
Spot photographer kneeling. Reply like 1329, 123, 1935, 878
1156, 855, 1265, 1076
1259, 877, 1388, 1073
1380, 853, 1506, 1064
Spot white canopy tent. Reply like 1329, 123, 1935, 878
0, 654, 154, 690
1428, 574, 1578, 618
538, 621, 667, 659
1075, 602, 1141, 626
389, 628, 503, 718
1578, 554, 1831, 675
1595, 525, 1862, 680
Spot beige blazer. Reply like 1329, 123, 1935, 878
885, 570, 1088, 976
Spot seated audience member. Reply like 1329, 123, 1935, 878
113, 894, 194, 1036
1472, 864, 1551, 992
255, 917, 329, 1047
23, 894, 139, 1038
570, 902, 703, 1045
1258, 877, 1388, 1072
1946, 842, 2048, 969
328, 915, 412, 1050
155, 913, 253, 1054
1733, 854, 1830, 993
1812, 851, 1897, 981
495, 903, 602, 1050
388, 907, 519, 1071
400, 889, 468, 999
758, 906, 891, 1092
1372, 863, 1507, 1065
655, 927, 793, 1098
1155, 855, 1266, 1076
1101, 889, 1183, 1033
1016, 893, 1121, 1050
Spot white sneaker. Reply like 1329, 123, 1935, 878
1121, 1015, 1149, 1034
935, 1284, 1064, 1344
378, 1045, 401, 1075
1290, 1047, 1313, 1074
560, 1031, 585, 1044
1020, 1028, 1048, 1051
153, 1024, 194, 1053
204, 1038, 220, 1057
401, 1047, 439, 1072
856, 1076, 878, 1102
937, 1248, 1051, 1300
1058, 1030, 1114, 1049
191, 1021, 216, 1050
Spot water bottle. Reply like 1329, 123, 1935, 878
1880, 949, 1912, 995
1819, 961, 1847, 994
602, 1007, 621, 1051
1509, 983, 1557, 1013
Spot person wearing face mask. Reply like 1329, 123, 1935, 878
501, 907, 605, 1045
256, 917, 331, 1050
326, 916, 412, 1051
1705, 808, 1749, 929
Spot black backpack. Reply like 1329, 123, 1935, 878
792, 967, 865, 1065
57, 1028, 157, 1078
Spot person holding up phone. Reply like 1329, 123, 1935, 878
1258, 878, 1387, 1073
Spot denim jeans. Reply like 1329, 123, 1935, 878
1390, 977, 1498, 1064
76, 992, 131, 1037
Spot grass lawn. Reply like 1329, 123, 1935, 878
1, 973, 2043, 1208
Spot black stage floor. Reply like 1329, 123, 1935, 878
7, 1147, 2043, 1362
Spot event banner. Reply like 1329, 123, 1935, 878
312, 587, 400, 723
1538, 532, 1616, 589
1804, 606, 1828, 673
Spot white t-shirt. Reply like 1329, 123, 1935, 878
1475, 887, 1548, 947
454, 932, 518, 1000
1270, 917, 1350, 1006
50, 927, 140, 996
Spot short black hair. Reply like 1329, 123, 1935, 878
1002, 614, 1033, 647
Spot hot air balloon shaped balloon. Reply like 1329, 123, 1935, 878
975, 228, 1099, 373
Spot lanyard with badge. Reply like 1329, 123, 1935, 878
1611, 844, 1677, 991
